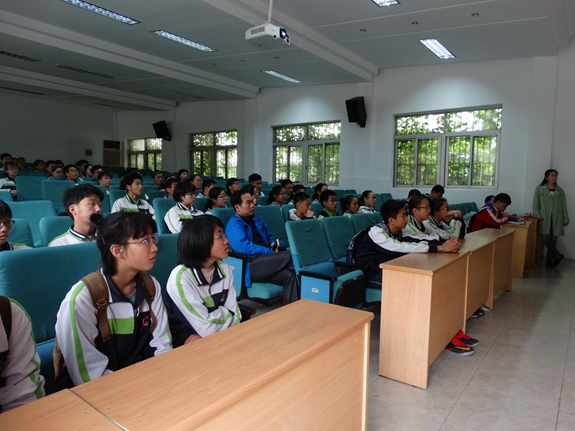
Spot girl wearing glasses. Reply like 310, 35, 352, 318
0, 201, 30, 251
165, 215, 241, 345
267, 185, 286, 208
423, 198, 466, 240
358, 190, 377, 214
205, 187, 228, 214
340, 195, 359, 218
55, 212, 172, 387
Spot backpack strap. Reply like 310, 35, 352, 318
81, 271, 112, 343
138, 272, 157, 335
0, 295, 12, 388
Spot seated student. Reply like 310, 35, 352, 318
49, 184, 103, 247
292, 184, 306, 196
177, 169, 189, 183
249, 173, 265, 196
423, 197, 466, 240
162, 177, 178, 200
75, 159, 89, 178
281, 179, 294, 204
0, 295, 45, 411
55, 212, 172, 388
165, 216, 240, 345
47, 164, 64, 180
118, 170, 127, 184
54, 159, 64, 167
97, 171, 113, 194
424, 185, 444, 203
165, 182, 204, 233
197, 179, 216, 198
150, 171, 164, 189
226, 177, 241, 196
0, 161, 19, 198
63, 164, 80, 183
111, 172, 155, 220
45, 160, 56, 174
311, 183, 327, 203
0, 153, 12, 171
317, 190, 340, 220
0, 201, 30, 251
226, 190, 298, 305
463, 195, 493, 227
340, 195, 359, 217
289, 193, 315, 221
470, 193, 524, 232
404, 195, 443, 241
84, 164, 94, 179
241, 184, 260, 206
91, 165, 103, 179
267, 185, 286, 208
358, 190, 377, 214
205, 186, 227, 214
33, 159, 46, 174
190, 174, 203, 191
16, 157, 27, 171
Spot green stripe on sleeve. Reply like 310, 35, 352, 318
69, 282, 91, 383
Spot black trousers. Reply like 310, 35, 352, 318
249, 251, 299, 305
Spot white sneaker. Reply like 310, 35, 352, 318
480, 305, 491, 312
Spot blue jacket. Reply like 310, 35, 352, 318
226, 214, 275, 287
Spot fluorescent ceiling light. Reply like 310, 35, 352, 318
262, 70, 301, 83
60, 0, 139, 25
420, 39, 455, 59
372, 0, 399, 6
152, 30, 215, 52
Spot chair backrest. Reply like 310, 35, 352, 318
147, 190, 168, 202
194, 197, 208, 213
212, 208, 236, 230
450, 203, 462, 212
374, 212, 383, 224
379, 193, 393, 205
90, 184, 111, 213
333, 189, 345, 200
41, 180, 75, 207
344, 189, 357, 195
254, 206, 288, 246
40, 216, 73, 247
109, 190, 127, 206
311, 202, 323, 216
0, 190, 13, 202
14, 176, 45, 201
7, 200, 57, 247
152, 198, 176, 234
468, 201, 479, 212
148, 233, 179, 301
7, 218, 34, 248
462, 202, 473, 215
320, 216, 356, 260
350, 213, 377, 234
285, 219, 333, 271
281, 204, 294, 222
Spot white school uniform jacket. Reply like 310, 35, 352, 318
0, 299, 45, 412
423, 216, 466, 240
166, 262, 241, 338
48, 227, 97, 247
402, 215, 442, 242
55, 271, 172, 387
111, 194, 155, 220
358, 206, 375, 214
0, 242, 31, 251
164, 203, 204, 233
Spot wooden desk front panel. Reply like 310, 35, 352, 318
492, 233, 513, 296
502, 220, 533, 278
465, 243, 494, 320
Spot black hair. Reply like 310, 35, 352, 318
202, 178, 216, 192
280, 179, 293, 188
293, 193, 310, 206
358, 190, 375, 207
230, 189, 250, 209
226, 178, 240, 195
267, 185, 284, 205
0, 153, 11, 160
94, 212, 157, 277
126, 167, 140, 174
150, 170, 163, 179
118, 170, 127, 181
293, 184, 306, 195
75, 159, 88, 167
190, 174, 202, 183
177, 215, 224, 268
0, 200, 12, 219
241, 184, 258, 195
319, 189, 336, 206
408, 189, 421, 199
312, 183, 327, 201
484, 195, 495, 204
340, 195, 358, 212
63, 164, 76, 174
121, 171, 143, 190
173, 182, 196, 203
248, 173, 262, 182
50, 164, 63, 174
540, 169, 558, 186
381, 200, 406, 224
33, 159, 45, 168
493, 193, 511, 205
54, 159, 64, 165
97, 171, 112, 181
162, 176, 178, 191
431, 184, 445, 194
408, 195, 428, 212
177, 169, 189, 181
430, 197, 448, 217
63, 184, 104, 220
46, 160, 55, 166
91, 165, 102, 174
206, 186, 226, 210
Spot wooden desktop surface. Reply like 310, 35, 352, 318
72, 299, 374, 431
0, 389, 119, 431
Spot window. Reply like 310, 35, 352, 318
273, 122, 340, 184
127, 138, 162, 170
190, 130, 237, 178
394, 107, 502, 187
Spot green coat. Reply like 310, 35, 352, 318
532, 184, 569, 236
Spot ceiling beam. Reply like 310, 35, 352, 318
547, 0, 572, 47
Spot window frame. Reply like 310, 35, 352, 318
127, 138, 162, 171
189, 130, 238, 178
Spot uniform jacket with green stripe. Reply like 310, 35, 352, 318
111, 194, 155, 220
55, 270, 172, 387
165, 262, 241, 345
423, 215, 466, 240
164, 203, 204, 233
402, 215, 443, 242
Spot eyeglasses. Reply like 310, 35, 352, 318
122, 234, 159, 247
7, 167, 19, 172
439, 207, 450, 212
232, 182, 240, 185
417, 206, 431, 211
217, 195, 227, 199
0, 220, 15, 228
214, 232, 227, 241
278, 193, 287, 196
326, 199, 337, 203
68, 169, 78, 173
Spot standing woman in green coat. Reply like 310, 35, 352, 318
532, 169, 569, 267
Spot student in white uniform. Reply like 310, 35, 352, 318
204, 186, 227, 215
111, 172, 155, 220
358, 190, 377, 214
165, 216, 241, 346
0, 201, 30, 251
0, 161, 18, 199
423, 197, 466, 240
266, 185, 286, 208
197, 179, 216, 199
49, 184, 104, 247
164, 182, 204, 233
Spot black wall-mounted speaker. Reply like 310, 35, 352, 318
153, 121, 171, 141
345, 97, 367, 128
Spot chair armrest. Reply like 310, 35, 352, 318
334, 261, 369, 276
299, 270, 337, 282
228, 251, 248, 261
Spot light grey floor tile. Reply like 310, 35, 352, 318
559, 376, 575, 415
428, 348, 484, 385
557, 411, 575, 431
438, 421, 476, 431
367, 395, 444, 431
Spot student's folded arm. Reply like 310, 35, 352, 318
165, 208, 181, 234
369, 227, 431, 254
149, 277, 173, 354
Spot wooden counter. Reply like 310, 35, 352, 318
502, 219, 535, 278
71, 299, 374, 431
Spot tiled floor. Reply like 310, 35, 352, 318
244, 258, 575, 431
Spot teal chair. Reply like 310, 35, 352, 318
148, 233, 179, 298
0, 191, 13, 202
345, 189, 357, 195
148, 190, 168, 202
320, 216, 355, 261
39, 216, 72, 247
7, 200, 56, 247
333, 189, 345, 200
311, 202, 323, 216
285, 219, 365, 307
211, 208, 236, 229
15, 176, 45, 201
379, 193, 393, 204
281, 204, 294, 222
90, 184, 111, 214
7, 218, 34, 248
41, 180, 75, 210
109, 190, 127, 207
350, 213, 377, 234
374, 212, 383, 224
194, 197, 208, 213
254, 205, 289, 249
468, 202, 479, 212
450, 203, 462, 212
0, 243, 101, 394
461, 203, 472, 215
152, 198, 176, 234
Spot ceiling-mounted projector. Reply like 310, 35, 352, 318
245, 23, 290, 49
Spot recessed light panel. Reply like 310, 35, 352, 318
262, 70, 300, 83
420, 39, 455, 59
372, 0, 399, 7
60, 0, 139, 25
152, 30, 215, 52
55, 64, 114, 79
0, 51, 41, 62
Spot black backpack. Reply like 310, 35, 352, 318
346, 227, 371, 264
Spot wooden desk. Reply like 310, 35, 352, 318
0, 389, 119, 431
501, 220, 535, 278
72, 299, 373, 431
526, 217, 539, 266
379, 253, 467, 389
467, 229, 514, 307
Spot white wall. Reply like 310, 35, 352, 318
0, 93, 115, 165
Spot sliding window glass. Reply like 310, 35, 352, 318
190, 130, 237, 178
127, 138, 162, 170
